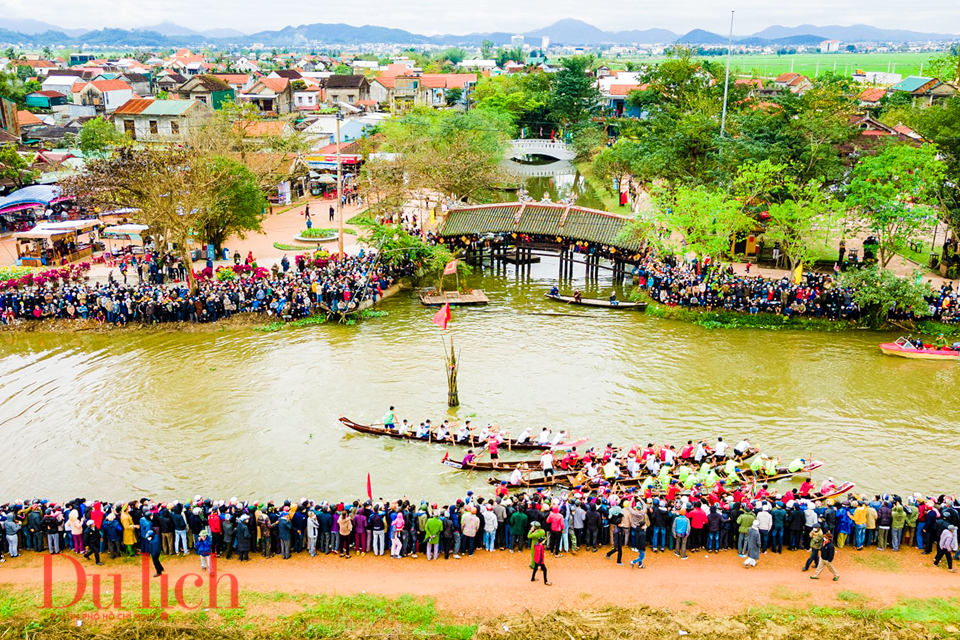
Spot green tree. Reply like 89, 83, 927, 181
646, 183, 752, 260
334, 64, 352, 75
444, 87, 463, 105
437, 48, 468, 65
548, 56, 601, 127
0, 145, 38, 188
79, 117, 129, 156
495, 47, 525, 68
16, 65, 33, 82
473, 72, 552, 130
480, 40, 494, 59
845, 143, 946, 268
201, 157, 267, 254
900, 96, 960, 236
838, 268, 933, 328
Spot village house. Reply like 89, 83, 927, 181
323, 75, 370, 107
155, 71, 188, 95
211, 74, 255, 93
239, 77, 294, 114
112, 98, 212, 141
116, 73, 152, 97
177, 75, 236, 109
858, 87, 887, 109
773, 72, 813, 95
15, 59, 60, 76
72, 79, 135, 114
888, 76, 957, 106
25, 91, 69, 110
41, 70, 85, 96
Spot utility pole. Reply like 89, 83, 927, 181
336, 105, 344, 258
720, 10, 735, 138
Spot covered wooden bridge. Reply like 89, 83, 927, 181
437, 203, 646, 279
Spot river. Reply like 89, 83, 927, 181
1, 258, 957, 502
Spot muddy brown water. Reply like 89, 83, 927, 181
1, 258, 957, 501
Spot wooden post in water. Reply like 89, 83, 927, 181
445, 337, 459, 407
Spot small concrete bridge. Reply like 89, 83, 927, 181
508, 138, 576, 161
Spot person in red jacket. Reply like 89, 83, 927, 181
208, 509, 223, 554
689, 504, 708, 551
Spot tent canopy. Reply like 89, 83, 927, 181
14, 219, 99, 239
102, 224, 149, 237
0, 185, 64, 213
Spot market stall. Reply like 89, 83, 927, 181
13, 219, 100, 266
0, 185, 74, 233
101, 223, 150, 256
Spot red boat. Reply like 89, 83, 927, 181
879, 337, 959, 361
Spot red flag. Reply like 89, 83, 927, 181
431, 302, 450, 330
366, 473, 373, 500
443, 259, 458, 276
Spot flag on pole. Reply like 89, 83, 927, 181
432, 302, 451, 330
793, 263, 803, 285
366, 473, 373, 500
443, 259, 458, 276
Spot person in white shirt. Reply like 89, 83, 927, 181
734, 439, 751, 457
416, 422, 430, 438
435, 421, 450, 441
693, 441, 707, 463
478, 425, 491, 442
551, 430, 567, 446
646, 455, 661, 475
397, 420, 409, 436
457, 423, 471, 442
537, 428, 552, 445
516, 427, 531, 444
663, 447, 676, 466
714, 437, 729, 459
540, 451, 555, 477
626, 454, 640, 478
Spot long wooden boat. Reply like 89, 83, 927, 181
546, 293, 647, 310
486, 471, 579, 489
339, 417, 559, 451
806, 482, 856, 501
879, 337, 959, 361
716, 460, 824, 483
419, 289, 489, 307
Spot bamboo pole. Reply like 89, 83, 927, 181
446, 337, 460, 407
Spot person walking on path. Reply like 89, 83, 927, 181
528, 522, 550, 585
811, 532, 840, 581
933, 525, 958, 572
744, 521, 762, 568
630, 523, 647, 569
803, 526, 824, 572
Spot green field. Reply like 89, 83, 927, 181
614, 52, 941, 80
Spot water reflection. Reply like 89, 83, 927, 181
502, 159, 605, 210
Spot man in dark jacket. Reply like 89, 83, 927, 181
236, 515, 251, 561
104, 514, 123, 559
82, 520, 103, 565
811, 533, 839, 581
584, 505, 602, 552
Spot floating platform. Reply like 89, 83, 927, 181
498, 249, 541, 265
419, 289, 490, 306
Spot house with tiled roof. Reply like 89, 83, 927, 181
605, 83, 648, 117
41, 70, 85, 96
239, 77, 293, 114
178, 75, 235, 109
16, 60, 59, 76
25, 90, 69, 109
72, 79, 135, 114
858, 87, 887, 108
323, 74, 370, 107
156, 71, 188, 94
112, 98, 211, 141
888, 76, 956, 106
211, 74, 254, 93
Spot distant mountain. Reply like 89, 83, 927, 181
523, 19, 676, 45
0, 18, 956, 49
138, 22, 246, 38
1, 18, 87, 37
675, 29, 729, 45
247, 23, 431, 45
751, 24, 960, 42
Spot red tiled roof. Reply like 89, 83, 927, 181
609, 83, 647, 96
256, 77, 289, 93
88, 79, 133, 92
735, 78, 763, 88
894, 124, 918, 136
112, 98, 154, 115
30, 90, 66, 98
212, 74, 251, 85
775, 72, 800, 83
18, 110, 43, 126
859, 88, 886, 103
373, 75, 397, 88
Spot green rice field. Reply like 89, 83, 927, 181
614, 51, 943, 80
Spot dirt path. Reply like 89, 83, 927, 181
2, 548, 957, 619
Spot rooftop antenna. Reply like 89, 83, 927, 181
720, 11, 735, 138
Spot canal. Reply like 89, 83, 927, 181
1, 257, 957, 501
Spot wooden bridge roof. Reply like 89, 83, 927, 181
439, 203, 644, 253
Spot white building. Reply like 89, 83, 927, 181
541, 36, 550, 51
511, 35, 524, 48
820, 40, 841, 53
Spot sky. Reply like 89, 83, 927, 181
2, 0, 960, 36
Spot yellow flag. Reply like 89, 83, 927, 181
793, 263, 803, 284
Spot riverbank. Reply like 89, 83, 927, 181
636, 293, 960, 336
0, 549, 957, 639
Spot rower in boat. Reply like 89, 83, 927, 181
573, 290, 583, 303
819, 476, 838, 496
799, 476, 815, 499
734, 438, 752, 458
515, 427, 532, 445
509, 464, 531, 486
539, 449, 555, 478
609, 293, 619, 306
713, 437, 729, 460
487, 435, 501, 468
416, 421, 431, 439
536, 428, 551, 445
397, 419, 410, 436
550, 430, 568, 446
455, 421, 474, 444
383, 406, 397, 430
461, 449, 478, 467
435, 420, 452, 442
549, 285, 559, 296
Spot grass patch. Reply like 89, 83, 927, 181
837, 591, 869, 604
643, 297, 859, 332
300, 228, 337, 239
345, 212, 373, 226
254, 314, 328, 332
770, 585, 812, 601
851, 553, 903, 573
360, 309, 388, 318
681, 600, 697, 607
916, 320, 960, 338
273, 242, 315, 251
